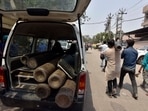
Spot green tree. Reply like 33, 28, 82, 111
93, 31, 114, 43
81, 12, 90, 24
83, 35, 92, 43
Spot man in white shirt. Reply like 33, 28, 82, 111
99, 41, 108, 68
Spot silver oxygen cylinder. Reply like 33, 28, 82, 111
115, 41, 122, 50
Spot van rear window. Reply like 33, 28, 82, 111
9, 35, 33, 57
0, 0, 77, 12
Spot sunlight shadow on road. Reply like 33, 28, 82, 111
83, 73, 96, 111
122, 83, 133, 94
110, 101, 126, 111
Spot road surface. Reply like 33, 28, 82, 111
83, 48, 148, 111
0, 48, 148, 111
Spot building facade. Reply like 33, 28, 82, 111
142, 5, 148, 27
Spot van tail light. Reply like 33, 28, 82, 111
0, 67, 5, 88
78, 71, 87, 95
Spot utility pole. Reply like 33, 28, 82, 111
116, 8, 127, 40
115, 13, 119, 39
104, 13, 114, 39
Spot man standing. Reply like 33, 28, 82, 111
118, 38, 138, 99
102, 39, 121, 98
137, 52, 148, 96
99, 41, 108, 68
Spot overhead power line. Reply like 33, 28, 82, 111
123, 16, 144, 22
127, 0, 144, 11
111, 17, 144, 30
126, 0, 146, 18
82, 16, 144, 25
82, 21, 106, 25
82, 15, 144, 26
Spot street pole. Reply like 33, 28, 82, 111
115, 13, 119, 39
105, 13, 114, 40
118, 8, 127, 40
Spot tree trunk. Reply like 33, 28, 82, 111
55, 79, 76, 108
33, 58, 59, 82
20, 51, 50, 66
48, 69, 66, 89
35, 83, 51, 99
26, 52, 55, 69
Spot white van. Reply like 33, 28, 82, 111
0, 0, 91, 110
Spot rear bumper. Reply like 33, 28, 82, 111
0, 90, 84, 111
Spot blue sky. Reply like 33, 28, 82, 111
81, 0, 148, 37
